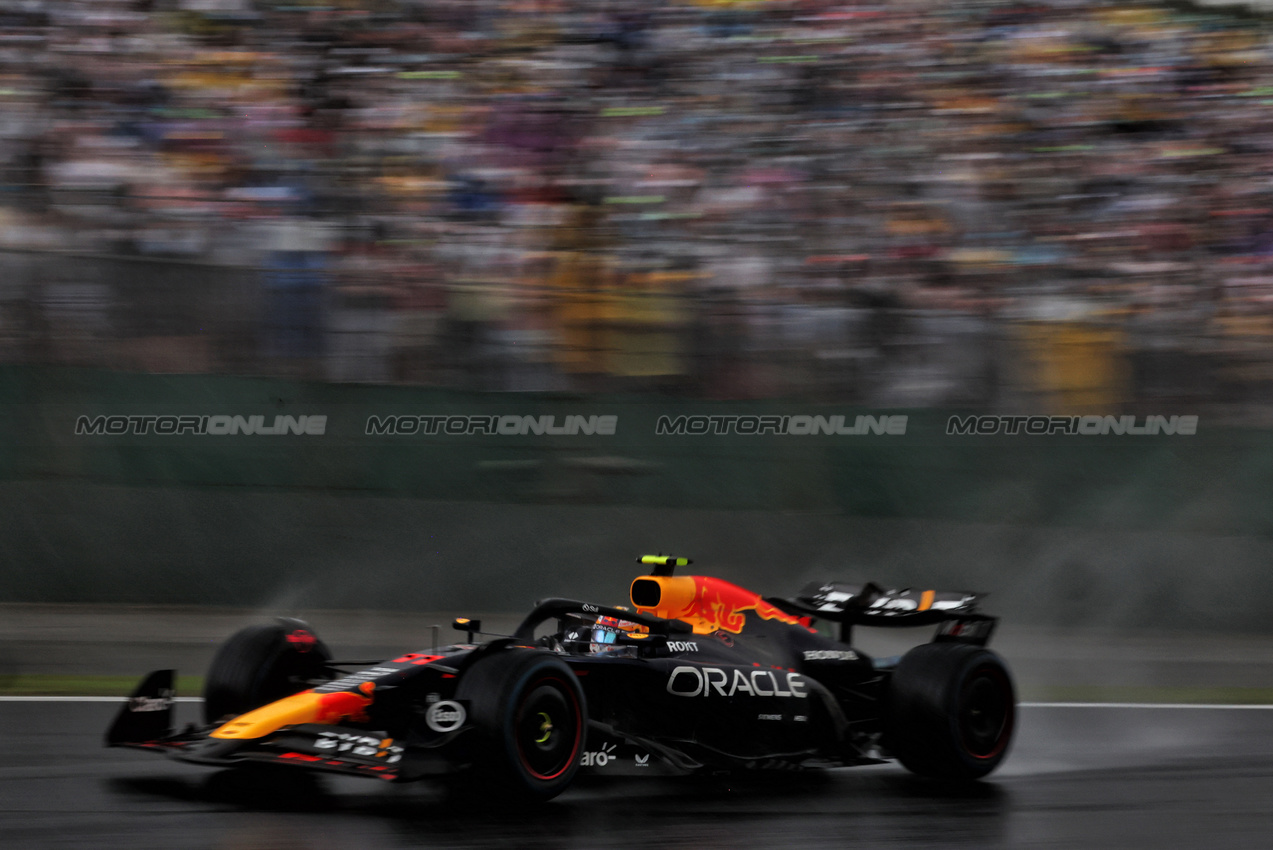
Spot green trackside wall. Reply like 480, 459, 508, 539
2, 365, 1270, 534
3, 364, 1273, 630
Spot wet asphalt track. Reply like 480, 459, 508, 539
3, 702, 1273, 849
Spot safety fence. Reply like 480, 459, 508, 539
0, 247, 1269, 418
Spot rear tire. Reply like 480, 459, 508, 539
455, 650, 586, 802
203, 620, 334, 724
885, 642, 1015, 781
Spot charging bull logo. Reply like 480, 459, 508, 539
634, 575, 813, 635
210, 690, 373, 740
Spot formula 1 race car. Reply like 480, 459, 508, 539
107, 556, 1015, 800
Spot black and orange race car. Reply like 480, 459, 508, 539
107, 556, 1015, 800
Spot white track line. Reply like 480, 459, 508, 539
0, 696, 203, 703
1021, 701, 1273, 710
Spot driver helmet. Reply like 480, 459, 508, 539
589, 614, 647, 655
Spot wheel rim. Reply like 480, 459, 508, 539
515, 676, 581, 781
959, 665, 1014, 760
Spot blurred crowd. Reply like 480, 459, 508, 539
3, 0, 1273, 408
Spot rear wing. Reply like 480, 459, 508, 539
770, 581, 997, 646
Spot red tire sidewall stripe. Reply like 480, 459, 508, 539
517, 673, 582, 782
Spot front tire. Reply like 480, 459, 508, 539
455, 650, 586, 801
885, 642, 1015, 781
203, 619, 334, 724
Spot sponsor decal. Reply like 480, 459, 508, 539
802, 649, 858, 662
580, 742, 617, 767
806, 583, 974, 615
365, 414, 617, 436
936, 619, 992, 640
315, 731, 403, 763
758, 713, 783, 721
582, 603, 599, 613
867, 595, 964, 613
634, 753, 650, 767
425, 700, 466, 733
129, 689, 174, 713
666, 666, 809, 699
666, 641, 699, 653
316, 667, 398, 693
654, 414, 907, 436
75, 415, 327, 436
392, 653, 445, 665
946, 414, 1197, 436
811, 587, 855, 609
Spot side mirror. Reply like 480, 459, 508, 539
453, 617, 481, 642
